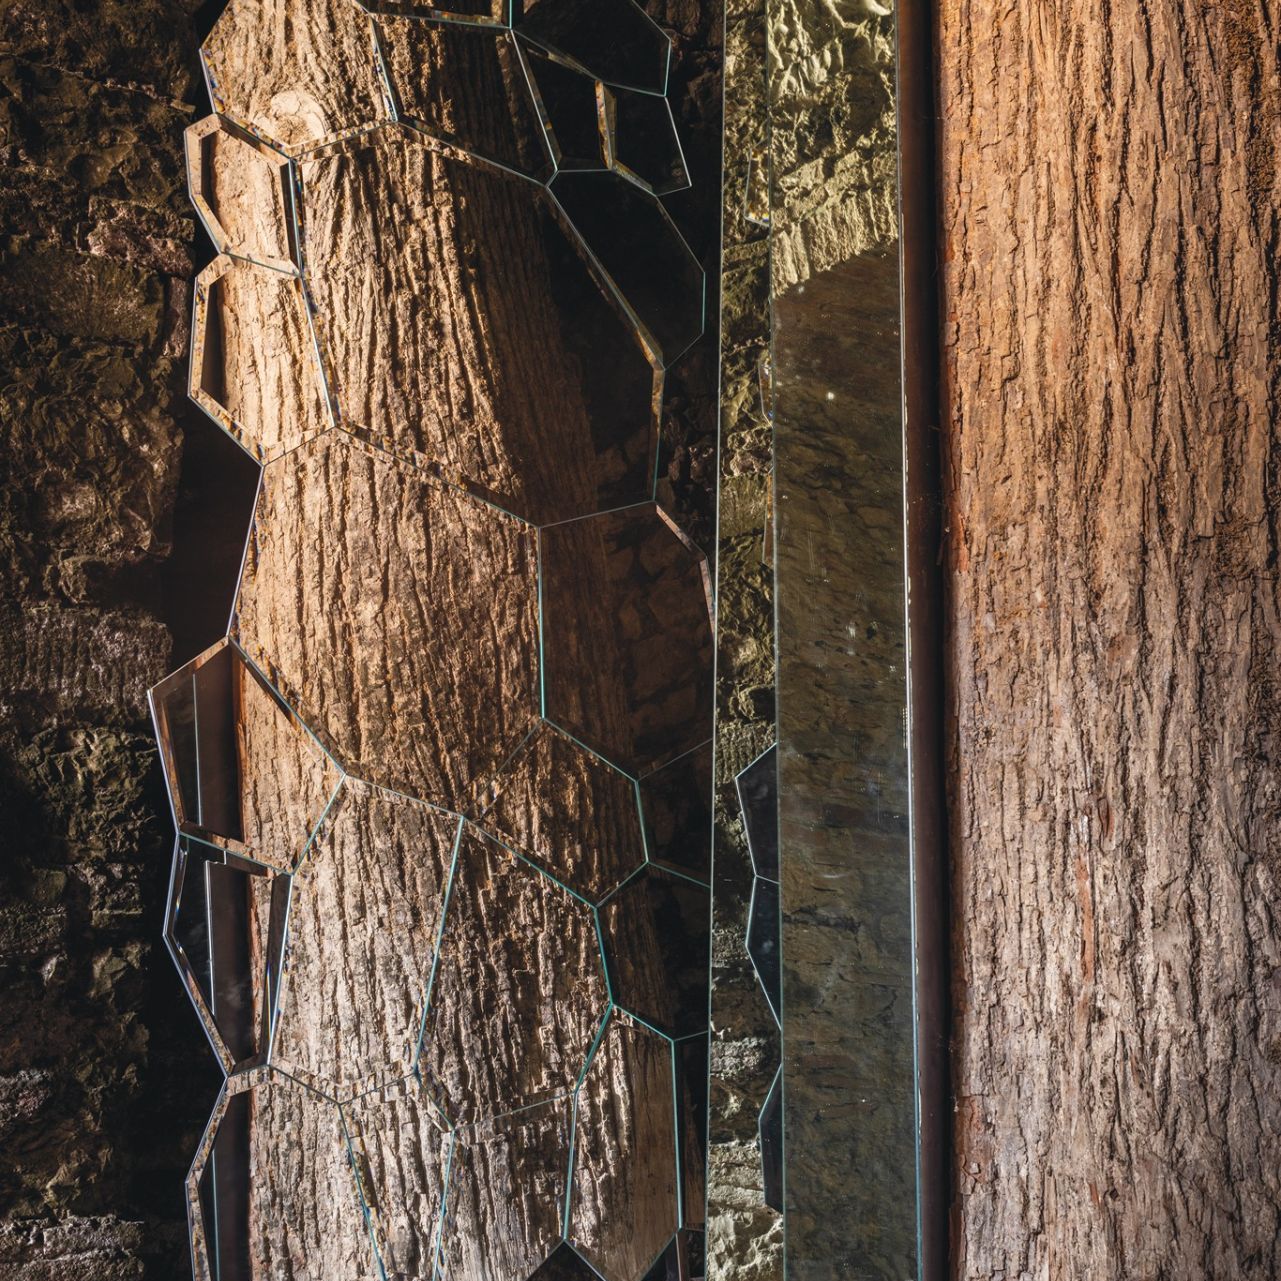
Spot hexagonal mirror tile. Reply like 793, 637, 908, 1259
519, 40, 607, 172
549, 171, 704, 366
638, 741, 712, 883
342, 1076, 453, 1279
165, 837, 291, 1074
474, 721, 645, 903
735, 743, 777, 880
375, 19, 551, 178
540, 504, 713, 777
201, 0, 390, 156
438, 1095, 573, 1280
270, 782, 462, 1097
515, 0, 670, 95
417, 824, 609, 1124
150, 637, 342, 871
297, 127, 661, 524
597, 865, 709, 1038
602, 87, 689, 195
187, 115, 295, 272
232, 432, 540, 809
188, 1068, 375, 1281
568, 1015, 679, 1281
190, 255, 333, 461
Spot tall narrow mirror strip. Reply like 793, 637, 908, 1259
767, 2, 919, 1277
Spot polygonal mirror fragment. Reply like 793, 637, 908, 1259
569, 1015, 679, 1281
549, 170, 704, 365
376, 20, 551, 178
166, 837, 291, 1073
540, 504, 713, 776
598, 865, 709, 1038
298, 127, 661, 523
201, 0, 391, 155
187, 1069, 374, 1281
417, 825, 609, 1124
735, 743, 777, 880
187, 116, 295, 272
474, 722, 645, 903
150, 638, 342, 871
270, 782, 462, 1098
519, 40, 607, 171
343, 1077, 453, 1280
364, 0, 509, 23
191, 256, 333, 461
232, 432, 540, 809
602, 87, 688, 195
746, 874, 780, 1024
641, 1231, 705, 1281
759, 1067, 782, 1213
675, 1037, 708, 1230
525, 1243, 601, 1280
638, 741, 712, 882
515, 0, 670, 94
437, 1095, 573, 1280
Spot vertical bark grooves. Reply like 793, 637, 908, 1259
939, 2, 1281, 1275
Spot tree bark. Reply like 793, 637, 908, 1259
938, 2, 1281, 1276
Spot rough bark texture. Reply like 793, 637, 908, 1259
0, 1, 219, 1276
939, 3, 1281, 1276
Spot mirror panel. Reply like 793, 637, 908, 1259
167, 0, 920, 1273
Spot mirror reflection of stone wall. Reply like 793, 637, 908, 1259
154, 1, 722, 1277
706, 0, 910, 1277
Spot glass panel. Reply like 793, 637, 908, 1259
201, 0, 391, 156
520, 40, 608, 171
528, 1243, 601, 1280
568, 1015, 679, 1281
189, 1071, 372, 1281
734, 744, 777, 880
767, 0, 916, 1272
418, 826, 610, 1123
675, 1038, 708, 1230
604, 88, 689, 195
745, 875, 779, 1025
233, 433, 540, 808
270, 783, 461, 1097
167, 839, 289, 1071
297, 130, 661, 524
598, 866, 709, 1039
438, 1096, 573, 1278
190, 255, 332, 462
758, 1069, 781, 1214
186, 115, 296, 273
539, 504, 713, 777
474, 722, 646, 903
638, 741, 713, 882
514, 0, 670, 95
151, 639, 341, 871
642, 1231, 706, 1281
549, 172, 704, 366
344, 1077, 452, 1279
374, 20, 551, 178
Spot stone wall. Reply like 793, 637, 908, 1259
0, 3, 220, 1276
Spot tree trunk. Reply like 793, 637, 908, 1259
938, 2, 1281, 1276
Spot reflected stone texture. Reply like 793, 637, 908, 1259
163, 0, 715, 1276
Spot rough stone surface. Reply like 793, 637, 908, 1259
704, 0, 781, 1262
764, 0, 895, 290
0, 2, 219, 1275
